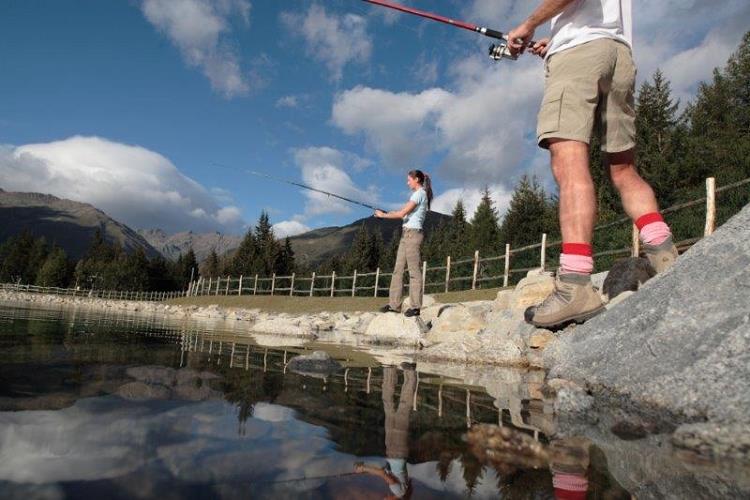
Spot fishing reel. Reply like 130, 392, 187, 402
488, 40, 518, 61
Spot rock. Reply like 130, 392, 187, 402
427, 304, 488, 343
286, 350, 343, 375
253, 317, 314, 337
505, 272, 555, 312
363, 313, 424, 344
528, 329, 555, 349
590, 270, 609, 291
494, 289, 513, 310
401, 294, 436, 310
602, 257, 655, 300
605, 290, 635, 309
547, 204, 750, 458
116, 381, 171, 400
672, 422, 750, 461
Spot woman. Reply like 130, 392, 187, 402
375, 170, 433, 317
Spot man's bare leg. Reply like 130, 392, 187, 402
549, 139, 597, 244
608, 149, 678, 272
608, 149, 658, 220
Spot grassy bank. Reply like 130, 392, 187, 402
166, 287, 504, 314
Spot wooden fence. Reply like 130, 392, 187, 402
187, 175, 748, 300
0, 283, 183, 302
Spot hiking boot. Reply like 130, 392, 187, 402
380, 304, 400, 313
404, 308, 420, 318
525, 271, 605, 329
642, 236, 679, 274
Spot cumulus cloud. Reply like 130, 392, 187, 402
281, 4, 372, 81
292, 146, 378, 217
431, 184, 513, 219
332, 58, 543, 186
140, 0, 252, 97
0, 136, 245, 234
272, 220, 311, 238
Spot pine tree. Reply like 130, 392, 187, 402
635, 69, 681, 204
205, 249, 220, 278
36, 246, 70, 287
255, 211, 281, 275
500, 175, 556, 247
446, 200, 470, 258
276, 237, 296, 275
470, 186, 502, 255
346, 224, 372, 272
229, 228, 258, 276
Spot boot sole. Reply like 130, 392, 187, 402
530, 305, 606, 330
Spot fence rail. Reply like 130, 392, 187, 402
0, 283, 184, 302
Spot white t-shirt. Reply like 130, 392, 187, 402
546, 0, 632, 58
402, 188, 428, 230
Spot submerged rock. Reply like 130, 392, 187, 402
286, 350, 342, 376
547, 204, 750, 459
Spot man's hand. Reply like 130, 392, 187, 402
531, 37, 550, 58
507, 21, 535, 57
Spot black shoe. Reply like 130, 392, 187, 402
379, 304, 399, 313
404, 308, 420, 317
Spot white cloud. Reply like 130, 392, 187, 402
281, 4, 372, 81
292, 147, 379, 217
431, 184, 513, 220
0, 136, 245, 234
332, 58, 543, 186
140, 0, 252, 97
272, 220, 310, 238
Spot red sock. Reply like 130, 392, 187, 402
560, 243, 594, 274
636, 212, 671, 246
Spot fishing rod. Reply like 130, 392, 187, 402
246, 170, 385, 213
360, 0, 534, 61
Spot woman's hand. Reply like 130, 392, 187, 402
375, 210, 386, 218
531, 37, 550, 57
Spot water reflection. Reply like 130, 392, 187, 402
0, 303, 633, 499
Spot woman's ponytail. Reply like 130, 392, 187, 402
409, 169, 433, 209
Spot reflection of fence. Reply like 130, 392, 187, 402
178, 330, 549, 438
187, 175, 748, 298
0, 283, 181, 302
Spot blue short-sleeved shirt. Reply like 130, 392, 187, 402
403, 188, 428, 230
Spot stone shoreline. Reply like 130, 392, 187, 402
1, 269, 618, 368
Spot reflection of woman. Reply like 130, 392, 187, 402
354, 365, 417, 499
375, 170, 433, 318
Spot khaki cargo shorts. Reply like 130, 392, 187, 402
537, 38, 636, 153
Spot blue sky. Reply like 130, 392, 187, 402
1, 0, 747, 237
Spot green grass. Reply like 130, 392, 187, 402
167, 287, 506, 314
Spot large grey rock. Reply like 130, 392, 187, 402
286, 350, 342, 376
363, 313, 424, 345
547, 204, 750, 458
426, 303, 489, 342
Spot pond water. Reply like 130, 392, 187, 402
0, 303, 641, 499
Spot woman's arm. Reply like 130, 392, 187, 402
375, 201, 416, 220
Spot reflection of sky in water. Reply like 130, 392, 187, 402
0, 396, 501, 498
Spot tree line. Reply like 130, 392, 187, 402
2, 33, 748, 291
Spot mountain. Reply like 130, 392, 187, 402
138, 229, 242, 262
288, 211, 451, 266
0, 190, 160, 260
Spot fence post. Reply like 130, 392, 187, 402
374, 268, 380, 298
271, 273, 276, 296
225, 276, 230, 295
351, 270, 357, 297
215, 277, 220, 296
208, 277, 213, 295
631, 224, 640, 257
238, 275, 243, 296
471, 250, 479, 290
422, 261, 427, 301
503, 244, 511, 287
330, 271, 336, 297
705, 176, 716, 236
310, 272, 316, 297
253, 274, 258, 295
444, 256, 451, 293
290, 273, 295, 297
540, 233, 547, 271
